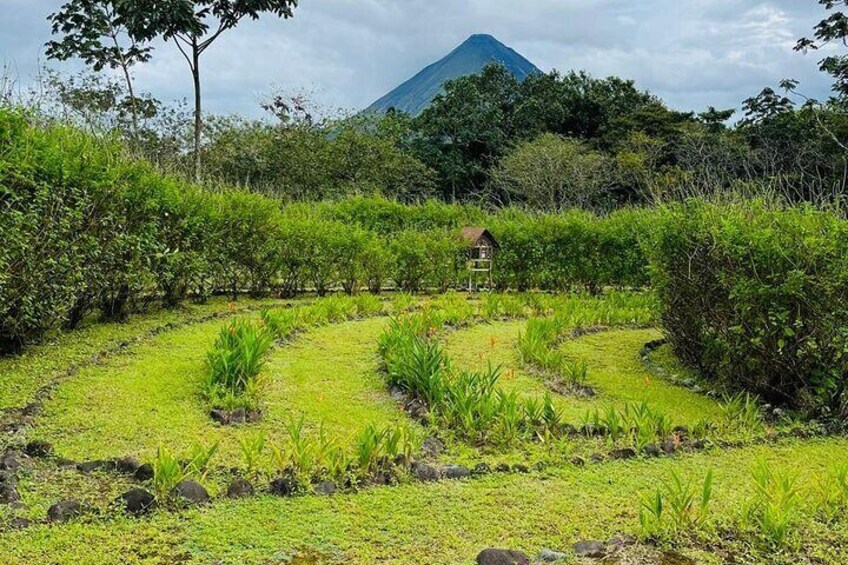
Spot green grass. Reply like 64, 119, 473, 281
0, 297, 286, 413
2, 438, 848, 564
30, 317, 408, 464
444, 322, 722, 425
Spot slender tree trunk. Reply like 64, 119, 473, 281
119, 61, 140, 142
192, 38, 202, 182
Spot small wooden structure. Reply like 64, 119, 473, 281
460, 227, 498, 291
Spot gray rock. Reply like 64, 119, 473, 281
134, 463, 154, 482
0, 453, 21, 472
661, 440, 677, 455
642, 444, 662, 458
117, 488, 156, 516
315, 480, 336, 495
609, 448, 637, 460
513, 464, 529, 474
444, 464, 471, 480
389, 386, 407, 401
570, 456, 586, 467
494, 463, 511, 473
472, 463, 491, 476
77, 460, 115, 474
174, 480, 210, 505
269, 477, 298, 496
420, 437, 444, 458
572, 540, 605, 558
226, 478, 255, 499
0, 483, 20, 504
412, 462, 442, 482
9, 517, 31, 530
24, 440, 53, 458
538, 548, 567, 562
229, 408, 247, 424
47, 500, 82, 523
476, 548, 530, 565
589, 453, 605, 464
115, 456, 140, 475
209, 409, 230, 425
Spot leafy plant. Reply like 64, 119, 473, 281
742, 459, 801, 547
639, 468, 714, 540
204, 318, 274, 410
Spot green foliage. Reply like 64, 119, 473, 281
647, 200, 848, 417
639, 469, 713, 540
203, 318, 273, 410
742, 459, 801, 547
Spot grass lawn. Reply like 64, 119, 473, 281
29, 317, 409, 464
2, 438, 848, 564
444, 322, 722, 425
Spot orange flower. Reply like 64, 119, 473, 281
227, 302, 238, 313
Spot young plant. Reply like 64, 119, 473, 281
153, 446, 185, 503
204, 318, 273, 410
239, 432, 267, 478
639, 468, 714, 540
742, 459, 800, 547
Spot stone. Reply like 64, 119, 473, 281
0, 483, 20, 504
229, 408, 247, 424
513, 464, 529, 474
47, 500, 82, 523
21, 403, 41, 417
412, 462, 442, 482
115, 456, 141, 475
570, 456, 586, 467
389, 386, 407, 401
420, 437, 444, 458
77, 460, 116, 473
472, 462, 491, 476
210, 409, 230, 425
0, 470, 17, 486
690, 439, 708, 451
572, 540, 606, 558
589, 453, 605, 464
609, 448, 637, 460
269, 477, 298, 496
315, 480, 336, 495
24, 440, 53, 458
406, 399, 429, 423
135, 463, 154, 482
174, 480, 210, 505
444, 464, 471, 480
227, 478, 255, 499
246, 410, 262, 423
538, 548, 567, 562
9, 517, 31, 530
476, 548, 530, 565
642, 444, 662, 458
117, 488, 156, 516
494, 463, 511, 473
661, 440, 677, 455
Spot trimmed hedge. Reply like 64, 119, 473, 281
0, 109, 650, 353
646, 201, 848, 416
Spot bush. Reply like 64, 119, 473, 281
647, 200, 848, 416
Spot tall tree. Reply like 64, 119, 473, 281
124, 0, 299, 180
46, 0, 153, 141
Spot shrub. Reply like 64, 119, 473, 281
646, 200, 848, 416
204, 318, 274, 410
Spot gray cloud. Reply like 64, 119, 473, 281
0, 0, 836, 117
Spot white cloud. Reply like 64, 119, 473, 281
0, 0, 836, 116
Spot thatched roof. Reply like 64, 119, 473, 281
460, 227, 499, 248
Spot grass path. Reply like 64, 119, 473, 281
3, 438, 848, 564
444, 322, 722, 425
31, 317, 405, 463
0, 298, 286, 413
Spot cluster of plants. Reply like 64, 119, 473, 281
378, 313, 567, 446
646, 200, 848, 419
152, 419, 420, 501
203, 319, 274, 411
638, 460, 848, 551
580, 402, 676, 450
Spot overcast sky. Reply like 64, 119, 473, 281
0, 0, 836, 118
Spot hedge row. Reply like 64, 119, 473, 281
646, 201, 848, 417
0, 110, 650, 353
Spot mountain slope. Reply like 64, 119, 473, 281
366, 34, 541, 117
